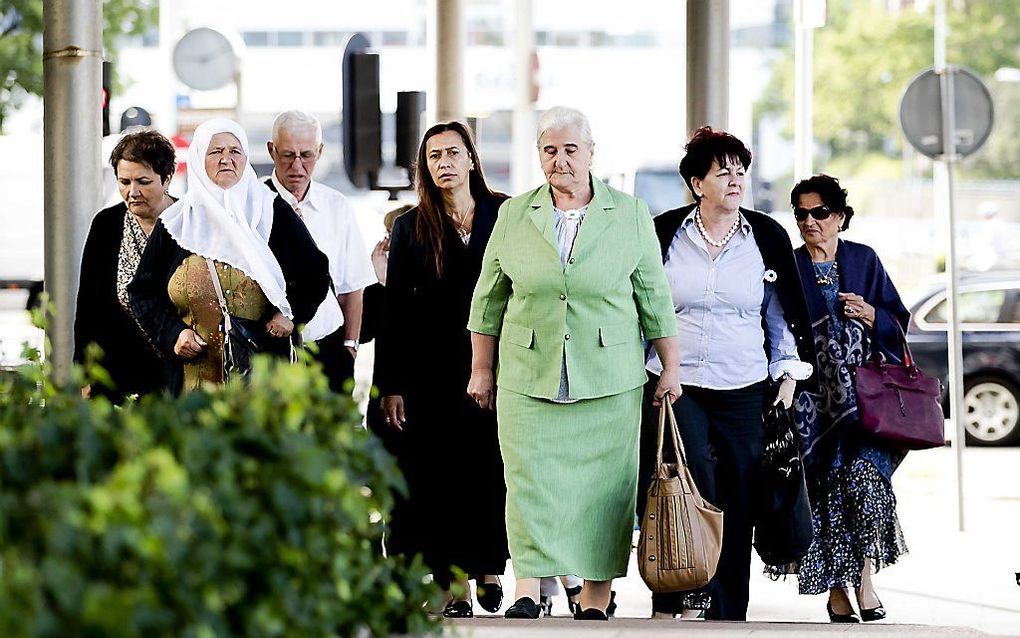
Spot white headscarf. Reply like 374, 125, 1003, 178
160, 118, 293, 318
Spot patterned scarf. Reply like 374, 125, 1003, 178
116, 212, 150, 312
793, 314, 902, 482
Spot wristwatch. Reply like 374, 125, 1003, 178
343, 339, 359, 353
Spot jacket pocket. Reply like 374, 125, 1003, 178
599, 322, 632, 347
503, 321, 535, 348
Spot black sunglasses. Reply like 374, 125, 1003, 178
793, 205, 837, 222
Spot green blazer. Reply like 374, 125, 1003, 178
468, 178, 676, 400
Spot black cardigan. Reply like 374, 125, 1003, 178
653, 203, 818, 391
73, 202, 164, 402
128, 197, 330, 394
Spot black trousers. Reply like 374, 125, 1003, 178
312, 329, 355, 393
638, 375, 769, 621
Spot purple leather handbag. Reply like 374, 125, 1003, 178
853, 324, 945, 450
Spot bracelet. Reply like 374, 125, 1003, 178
343, 339, 359, 352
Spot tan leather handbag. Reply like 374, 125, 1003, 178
638, 401, 724, 594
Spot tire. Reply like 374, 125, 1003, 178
962, 375, 1020, 446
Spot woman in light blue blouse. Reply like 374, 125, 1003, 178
636, 127, 816, 621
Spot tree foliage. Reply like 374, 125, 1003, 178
758, 0, 1020, 173
0, 0, 156, 133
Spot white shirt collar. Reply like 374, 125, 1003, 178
270, 171, 321, 213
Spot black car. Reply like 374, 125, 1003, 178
905, 271, 1020, 446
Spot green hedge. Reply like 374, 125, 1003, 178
0, 348, 440, 637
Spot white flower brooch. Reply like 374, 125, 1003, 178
763, 269, 778, 283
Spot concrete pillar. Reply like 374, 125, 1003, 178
686, 0, 729, 133
435, 0, 464, 122
511, 0, 536, 194
43, 0, 103, 381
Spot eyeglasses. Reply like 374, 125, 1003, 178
793, 205, 836, 222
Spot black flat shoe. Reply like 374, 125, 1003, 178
475, 576, 503, 613
860, 602, 886, 622
443, 599, 473, 618
504, 596, 541, 619
574, 607, 609, 621
826, 601, 860, 623
565, 584, 582, 617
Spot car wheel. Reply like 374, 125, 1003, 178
963, 375, 1020, 446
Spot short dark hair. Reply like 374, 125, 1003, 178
678, 126, 752, 202
790, 173, 855, 230
109, 129, 176, 184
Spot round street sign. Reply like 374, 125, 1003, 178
899, 66, 994, 159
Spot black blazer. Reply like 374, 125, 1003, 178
73, 202, 164, 402
374, 191, 507, 398
128, 197, 330, 394
653, 203, 818, 390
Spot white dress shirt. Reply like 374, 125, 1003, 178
270, 173, 377, 342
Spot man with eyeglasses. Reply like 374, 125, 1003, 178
265, 109, 376, 392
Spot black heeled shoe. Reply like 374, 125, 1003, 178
504, 596, 541, 619
826, 601, 860, 623
855, 588, 886, 622
574, 607, 609, 621
565, 584, 583, 617
606, 590, 617, 618
475, 576, 503, 613
538, 594, 552, 617
442, 599, 473, 618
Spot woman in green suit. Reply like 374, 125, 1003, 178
467, 106, 680, 620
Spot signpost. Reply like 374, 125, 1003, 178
898, 1, 994, 531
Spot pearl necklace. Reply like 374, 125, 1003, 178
695, 209, 740, 248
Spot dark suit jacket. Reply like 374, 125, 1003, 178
374, 191, 507, 398
73, 202, 164, 402
128, 197, 330, 394
653, 203, 818, 391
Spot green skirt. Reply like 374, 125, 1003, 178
496, 386, 642, 581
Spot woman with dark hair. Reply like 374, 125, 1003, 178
637, 126, 816, 620
772, 174, 909, 623
74, 129, 177, 401
374, 121, 509, 618
128, 118, 329, 394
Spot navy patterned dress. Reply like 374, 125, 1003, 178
769, 241, 910, 594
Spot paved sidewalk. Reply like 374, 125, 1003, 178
448, 617, 991, 637
449, 446, 1020, 637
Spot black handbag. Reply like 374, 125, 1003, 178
753, 404, 814, 566
206, 258, 266, 380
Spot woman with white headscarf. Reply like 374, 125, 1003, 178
129, 118, 329, 394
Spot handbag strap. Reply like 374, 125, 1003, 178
867, 318, 914, 367
656, 398, 689, 469
205, 258, 232, 334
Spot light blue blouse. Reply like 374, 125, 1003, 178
645, 210, 811, 389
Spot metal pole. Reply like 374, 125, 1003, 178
686, 0, 729, 132
159, 0, 179, 135
793, 0, 814, 180
43, 0, 103, 382
511, 0, 536, 194
935, 0, 967, 532
435, 0, 464, 122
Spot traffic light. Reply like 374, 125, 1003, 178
341, 34, 382, 189
395, 91, 425, 176
102, 61, 111, 136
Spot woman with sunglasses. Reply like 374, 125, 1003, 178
638, 127, 815, 620
773, 174, 910, 623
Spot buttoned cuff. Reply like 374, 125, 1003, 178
769, 359, 813, 381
